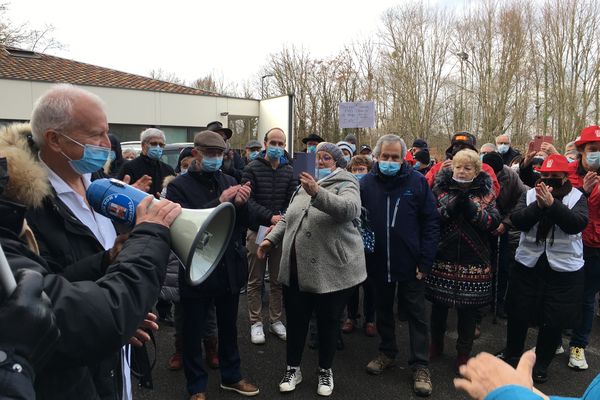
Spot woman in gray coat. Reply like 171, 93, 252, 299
257, 142, 366, 397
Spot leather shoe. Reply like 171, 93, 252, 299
220, 379, 260, 396
189, 393, 206, 400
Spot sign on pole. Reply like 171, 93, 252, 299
339, 101, 375, 129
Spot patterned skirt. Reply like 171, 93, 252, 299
425, 261, 492, 309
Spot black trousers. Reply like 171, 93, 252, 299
505, 319, 561, 370
430, 304, 477, 356
375, 279, 429, 368
347, 276, 376, 323
283, 275, 352, 369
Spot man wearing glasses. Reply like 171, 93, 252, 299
117, 128, 175, 198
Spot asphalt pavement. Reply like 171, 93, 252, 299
134, 293, 600, 400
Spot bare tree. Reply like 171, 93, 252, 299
0, 2, 63, 52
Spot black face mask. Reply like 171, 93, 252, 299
541, 177, 564, 190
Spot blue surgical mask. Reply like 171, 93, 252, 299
147, 145, 163, 160
414, 161, 421, 169
365, 154, 373, 162
59, 133, 113, 175
349, 143, 356, 153
480, 154, 485, 161
267, 146, 284, 160
180, 168, 188, 175
586, 151, 600, 169
317, 168, 333, 180
344, 155, 351, 163
378, 161, 401, 176
497, 144, 510, 154
307, 145, 317, 153
354, 173, 366, 181
201, 156, 223, 172
249, 151, 260, 161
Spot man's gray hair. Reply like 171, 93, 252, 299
495, 134, 511, 143
140, 128, 166, 144
480, 143, 497, 152
30, 83, 105, 145
373, 134, 407, 159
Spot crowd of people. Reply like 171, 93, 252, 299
0, 83, 599, 400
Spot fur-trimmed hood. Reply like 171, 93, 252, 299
433, 167, 494, 198
0, 123, 50, 208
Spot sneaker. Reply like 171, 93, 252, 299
413, 367, 433, 397
342, 318, 355, 334
250, 322, 266, 345
364, 322, 377, 337
531, 345, 565, 355
269, 321, 287, 341
317, 368, 334, 396
366, 353, 396, 375
279, 366, 302, 392
568, 346, 589, 370
220, 379, 260, 396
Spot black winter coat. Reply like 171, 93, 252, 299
241, 156, 297, 231
116, 154, 175, 196
501, 147, 521, 166
4, 200, 171, 400
166, 169, 249, 298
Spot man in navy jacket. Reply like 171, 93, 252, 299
361, 134, 440, 397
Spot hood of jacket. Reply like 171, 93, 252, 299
434, 167, 493, 198
0, 123, 50, 208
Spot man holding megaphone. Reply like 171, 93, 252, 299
166, 130, 259, 400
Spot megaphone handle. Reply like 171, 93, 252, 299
0, 243, 17, 298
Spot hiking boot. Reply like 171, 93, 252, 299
317, 368, 334, 396
342, 318, 355, 334
364, 322, 377, 337
413, 367, 433, 397
220, 379, 260, 396
250, 322, 265, 345
203, 336, 219, 369
168, 335, 183, 371
269, 321, 287, 341
279, 366, 302, 392
366, 353, 396, 375
568, 346, 588, 370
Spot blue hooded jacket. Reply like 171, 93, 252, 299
360, 162, 440, 282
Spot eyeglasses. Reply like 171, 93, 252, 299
318, 155, 333, 162
148, 141, 165, 148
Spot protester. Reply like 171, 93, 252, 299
257, 142, 366, 397
503, 154, 588, 383
568, 126, 600, 371
302, 133, 324, 153
243, 139, 262, 165
176, 146, 194, 174
344, 133, 357, 154
122, 148, 137, 161
495, 134, 521, 165
0, 269, 59, 400
117, 128, 175, 198
426, 149, 500, 371
359, 144, 373, 160
107, 133, 125, 177
241, 127, 296, 345
410, 138, 429, 155
166, 130, 258, 400
414, 149, 432, 175
361, 134, 440, 396
336, 141, 354, 165
480, 143, 497, 156
565, 140, 578, 162
204, 121, 245, 183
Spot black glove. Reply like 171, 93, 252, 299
0, 269, 59, 369
462, 198, 479, 220
445, 193, 462, 217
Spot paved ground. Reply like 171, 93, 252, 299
134, 293, 600, 400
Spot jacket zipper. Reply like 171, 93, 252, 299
387, 196, 391, 282
391, 198, 400, 228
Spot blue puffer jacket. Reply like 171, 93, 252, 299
360, 162, 440, 282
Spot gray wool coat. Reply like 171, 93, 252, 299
266, 168, 367, 294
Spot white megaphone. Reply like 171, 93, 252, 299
87, 178, 236, 286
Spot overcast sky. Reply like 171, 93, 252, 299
8, 0, 458, 88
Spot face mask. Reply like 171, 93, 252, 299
180, 168, 188, 175
354, 173, 366, 181
497, 144, 510, 154
307, 145, 317, 153
511, 164, 520, 172
567, 157, 575, 163
60, 133, 113, 175
532, 157, 545, 165
480, 154, 485, 161
344, 155, 351, 163
147, 145, 163, 160
452, 176, 474, 184
586, 151, 600, 169
249, 151, 260, 161
365, 154, 373, 162
267, 146, 284, 160
414, 162, 421, 170
379, 161, 401, 176
349, 143, 356, 153
317, 168, 333, 180
541, 177, 564, 190
201, 156, 223, 172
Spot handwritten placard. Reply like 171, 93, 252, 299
339, 101, 375, 129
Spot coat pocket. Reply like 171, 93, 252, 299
335, 240, 349, 264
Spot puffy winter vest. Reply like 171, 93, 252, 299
515, 188, 584, 272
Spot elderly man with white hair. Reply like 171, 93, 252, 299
495, 134, 521, 165
117, 127, 175, 197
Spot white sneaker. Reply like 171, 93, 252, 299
279, 366, 302, 392
317, 368, 334, 396
250, 322, 266, 344
568, 346, 589, 370
269, 321, 287, 341
531, 345, 564, 355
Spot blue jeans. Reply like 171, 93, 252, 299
570, 248, 600, 349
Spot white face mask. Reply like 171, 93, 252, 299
511, 164, 520, 172
452, 176, 474, 184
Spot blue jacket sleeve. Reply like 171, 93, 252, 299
485, 385, 579, 400
418, 179, 440, 274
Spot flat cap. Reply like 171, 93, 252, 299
193, 130, 226, 151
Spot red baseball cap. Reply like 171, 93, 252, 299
538, 154, 570, 173
405, 151, 415, 165
574, 125, 600, 147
